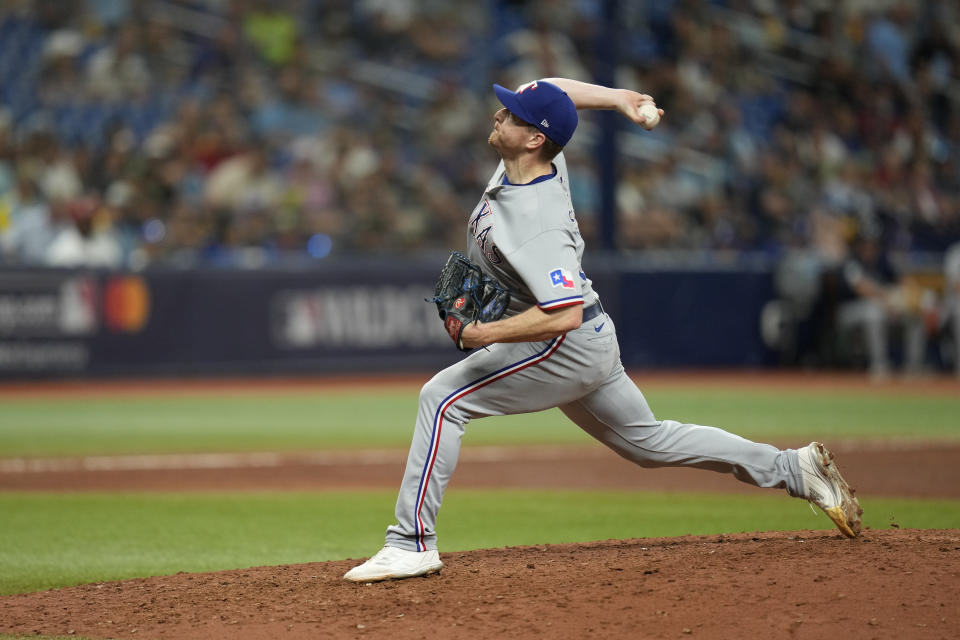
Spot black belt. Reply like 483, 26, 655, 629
582, 301, 605, 322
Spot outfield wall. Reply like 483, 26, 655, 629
0, 257, 777, 377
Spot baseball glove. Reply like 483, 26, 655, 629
427, 251, 511, 351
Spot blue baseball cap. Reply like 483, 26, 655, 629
493, 81, 578, 147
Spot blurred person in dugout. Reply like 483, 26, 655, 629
835, 233, 931, 379
946, 242, 960, 377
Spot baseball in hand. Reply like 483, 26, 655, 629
638, 103, 660, 130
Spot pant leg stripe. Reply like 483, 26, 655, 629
413, 335, 566, 550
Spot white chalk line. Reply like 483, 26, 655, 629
0, 446, 609, 474
0, 438, 954, 474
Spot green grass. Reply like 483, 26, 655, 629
645, 388, 960, 441
1, 490, 958, 596
1, 381, 957, 599
1, 384, 958, 457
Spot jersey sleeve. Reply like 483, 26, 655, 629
506, 229, 584, 310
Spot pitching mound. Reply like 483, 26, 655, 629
2, 528, 957, 639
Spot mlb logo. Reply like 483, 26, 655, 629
549, 268, 575, 289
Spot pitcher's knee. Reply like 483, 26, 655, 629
417, 376, 470, 429
418, 375, 451, 412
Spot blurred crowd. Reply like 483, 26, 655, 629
0, 0, 958, 273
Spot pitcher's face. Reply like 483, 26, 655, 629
488, 108, 536, 154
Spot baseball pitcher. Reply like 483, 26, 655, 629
344, 78, 862, 583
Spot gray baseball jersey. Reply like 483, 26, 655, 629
385, 154, 804, 553
464, 153, 598, 317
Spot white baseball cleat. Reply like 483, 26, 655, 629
797, 442, 863, 538
343, 546, 443, 583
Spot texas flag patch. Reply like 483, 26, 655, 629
549, 268, 575, 289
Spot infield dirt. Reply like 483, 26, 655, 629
1, 529, 957, 639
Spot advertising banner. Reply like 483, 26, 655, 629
0, 260, 776, 378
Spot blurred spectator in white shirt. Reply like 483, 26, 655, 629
1, 170, 55, 264
45, 195, 123, 268
85, 22, 151, 100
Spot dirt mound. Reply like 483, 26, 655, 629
2, 529, 957, 640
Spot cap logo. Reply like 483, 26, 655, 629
541, 119, 549, 128
517, 81, 537, 94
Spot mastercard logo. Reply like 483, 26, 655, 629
103, 276, 150, 333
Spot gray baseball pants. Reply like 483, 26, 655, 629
385, 313, 804, 552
